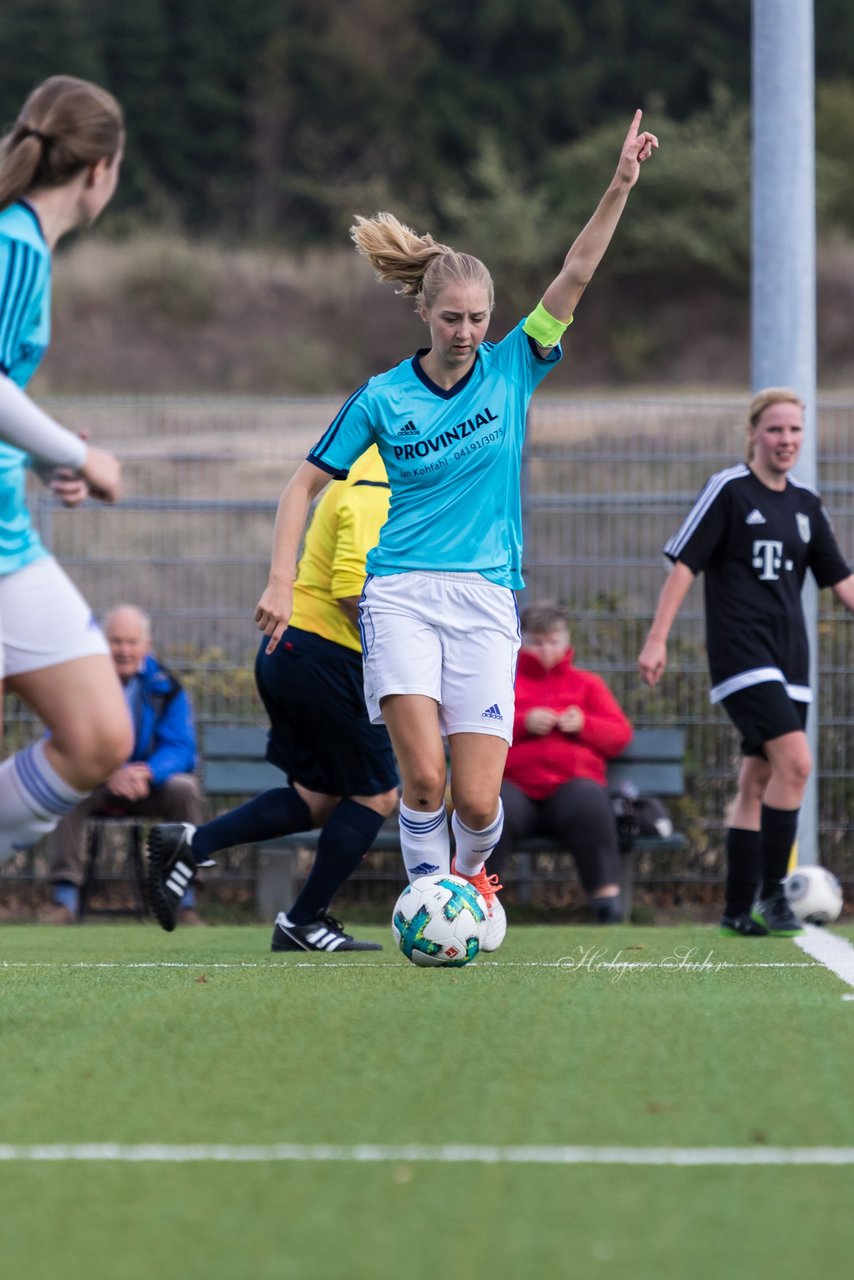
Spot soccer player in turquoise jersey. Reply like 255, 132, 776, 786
0, 77, 132, 863
257, 111, 658, 950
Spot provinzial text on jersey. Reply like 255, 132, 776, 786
392, 407, 499, 461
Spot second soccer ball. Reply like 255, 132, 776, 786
782, 865, 843, 925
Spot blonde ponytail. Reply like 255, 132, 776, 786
350, 211, 494, 311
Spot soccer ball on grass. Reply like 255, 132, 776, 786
392, 874, 488, 967
782, 865, 844, 925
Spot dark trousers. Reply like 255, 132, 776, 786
49, 773, 203, 887
493, 777, 620, 895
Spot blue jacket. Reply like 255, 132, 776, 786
128, 654, 197, 788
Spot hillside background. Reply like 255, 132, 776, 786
4, 0, 854, 395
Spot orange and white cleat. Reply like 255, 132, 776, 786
451, 858, 506, 951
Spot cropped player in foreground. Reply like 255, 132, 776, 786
638, 389, 854, 937
0, 76, 131, 862
148, 447, 399, 950
254, 111, 657, 952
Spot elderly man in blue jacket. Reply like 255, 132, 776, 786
47, 604, 203, 922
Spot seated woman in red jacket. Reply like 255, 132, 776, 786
492, 603, 633, 922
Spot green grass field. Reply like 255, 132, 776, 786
1, 921, 853, 1280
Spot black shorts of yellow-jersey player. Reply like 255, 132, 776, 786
255, 627, 399, 797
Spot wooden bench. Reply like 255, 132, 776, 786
202, 724, 686, 919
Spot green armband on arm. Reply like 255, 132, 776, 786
523, 300, 573, 348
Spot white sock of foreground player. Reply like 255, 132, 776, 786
398, 799, 450, 882
0, 741, 88, 862
451, 801, 504, 878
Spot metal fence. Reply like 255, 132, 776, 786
5, 394, 854, 897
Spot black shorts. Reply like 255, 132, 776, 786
254, 627, 399, 797
721, 681, 809, 758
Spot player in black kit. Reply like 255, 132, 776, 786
638, 388, 854, 936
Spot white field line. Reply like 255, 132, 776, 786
0, 1142, 853, 1166
2, 939, 849, 1166
794, 923, 854, 994
0, 959, 821, 972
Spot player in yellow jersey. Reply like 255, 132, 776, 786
148, 447, 400, 950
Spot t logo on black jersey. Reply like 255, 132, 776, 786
752, 539, 783, 580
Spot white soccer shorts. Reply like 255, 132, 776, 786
359, 570, 520, 743
0, 556, 109, 679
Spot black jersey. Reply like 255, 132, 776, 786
664, 464, 850, 703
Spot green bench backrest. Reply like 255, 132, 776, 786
606, 727, 685, 797
202, 725, 280, 794
201, 725, 685, 799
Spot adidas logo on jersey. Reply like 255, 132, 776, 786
745, 509, 766, 525
409, 861, 440, 877
481, 703, 503, 721
397, 420, 418, 436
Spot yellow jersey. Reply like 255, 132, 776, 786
290, 446, 390, 652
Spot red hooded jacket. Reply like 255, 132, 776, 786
504, 648, 633, 800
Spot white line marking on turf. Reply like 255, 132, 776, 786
0, 1143, 853, 1165
0, 960, 821, 971
794, 924, 854, 998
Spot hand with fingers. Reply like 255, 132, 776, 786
48, 466, 90, 508
105, 762, 152, 801
79, 443, 122, 503
558, 705, 585, 735
525, 707, 560, 736
637, 636, 667, 687
616, 109, 659, 189
255, 581, 294, 654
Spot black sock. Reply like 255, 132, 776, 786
590, 893, 623, 924
288, 798, 386, 925
760, 804, 799, 898
192, 787, 312, 859
724, 827, 762, 917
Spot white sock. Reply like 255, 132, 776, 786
398, 799, 450, 882
452, 801, 504, 877
0, 741, 89, 863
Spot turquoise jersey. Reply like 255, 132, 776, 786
308, 320, 561, 589
0, 200, 52, 575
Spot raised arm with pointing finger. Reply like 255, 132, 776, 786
536, 110, 658, 339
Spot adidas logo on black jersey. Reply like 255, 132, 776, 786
397, 420, 418, 436
745, 508, 766, 525
481, 703, 503, 721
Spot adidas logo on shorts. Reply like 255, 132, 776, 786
397, 420, 418, 436
481, 703, 503, 721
